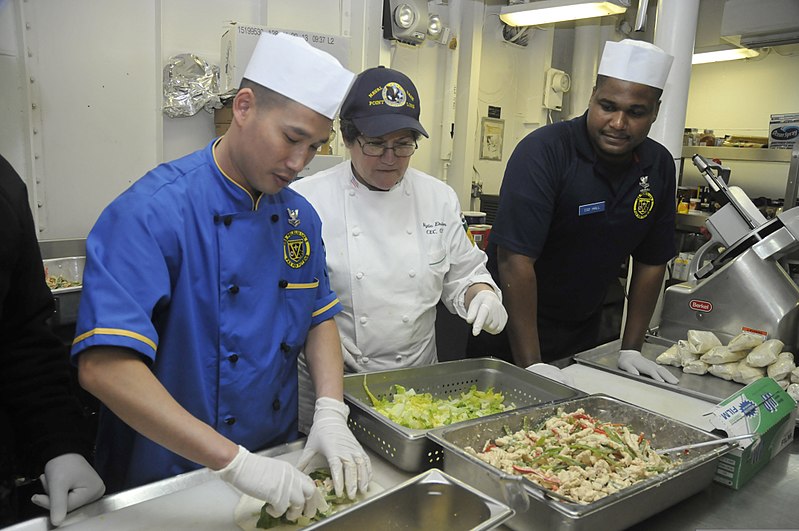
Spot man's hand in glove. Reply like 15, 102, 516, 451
466, 290, 508, 336
618, 349, 679, 384
296, 397, 372, 499
215, 445, 327, 521
30, 453, 106, 526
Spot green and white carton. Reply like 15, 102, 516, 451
706, 377, 797, 489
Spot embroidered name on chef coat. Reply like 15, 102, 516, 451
633, 175, 654, 219
284, 230, 310, 268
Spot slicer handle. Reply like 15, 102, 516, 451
692, 154, 760, 230
687, 238, 721, 280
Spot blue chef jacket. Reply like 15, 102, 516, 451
71, 139, 341, 492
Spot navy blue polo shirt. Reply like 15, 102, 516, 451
487, 113, 676, 322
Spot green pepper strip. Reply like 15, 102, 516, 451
551, 453, 583, 467
603, 425, 635, 457
525, 446, 563, 466
570, 443, 613, 458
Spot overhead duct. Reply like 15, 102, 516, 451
720, 0, 799, 48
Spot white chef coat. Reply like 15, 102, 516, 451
291, 161, 500, 431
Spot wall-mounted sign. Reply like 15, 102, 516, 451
220, 23, 351, 93
479, 117, 504, 161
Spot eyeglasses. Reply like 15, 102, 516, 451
355, 137, 417, 157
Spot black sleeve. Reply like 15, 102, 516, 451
0, 154, 93, 476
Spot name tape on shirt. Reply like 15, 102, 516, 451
578, 201, 605, 216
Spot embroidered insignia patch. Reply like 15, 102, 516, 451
287, 208, 300, 227
284, 230, 310, 269
382, 82, 407, 108
633, 191, 654, 219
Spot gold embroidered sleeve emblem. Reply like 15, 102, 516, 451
633, 191, 654, 219
283, 230, 311, 268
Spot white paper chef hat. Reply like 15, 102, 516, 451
597, 39, 674, 90
243, 32, 355, 119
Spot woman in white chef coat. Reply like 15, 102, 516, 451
292, 66, 507, 432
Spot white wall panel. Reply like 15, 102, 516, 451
160, 0, 262, 162
0, 0, 30, 199
22, 0, 158, 240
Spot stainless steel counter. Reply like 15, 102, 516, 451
5, 362, 798, 530
630, 444, 799, 529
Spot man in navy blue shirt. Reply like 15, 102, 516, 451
471, 40, 679, 384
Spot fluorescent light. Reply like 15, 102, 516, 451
499, 0, 627, 27
692, 47, 759, 65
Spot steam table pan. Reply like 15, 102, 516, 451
343, 357, 582, 472
307, 469, 513, 531
427, 394, 733, 531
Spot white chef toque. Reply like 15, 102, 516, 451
597, 39, 674, 90
242, 32, 355, 119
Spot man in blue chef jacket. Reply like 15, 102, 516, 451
71, 32, 370, 522
470, 39, 680, 386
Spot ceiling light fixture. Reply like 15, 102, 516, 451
499, 0, 627, 27
692, 46, 759, 65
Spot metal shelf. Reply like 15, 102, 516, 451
675, 212, 709, 232
681, 146, 793, 163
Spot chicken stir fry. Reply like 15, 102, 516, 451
465, 408, 677, 504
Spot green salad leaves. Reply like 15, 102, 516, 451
364, 379, 509, 429
256, 470, 352, 529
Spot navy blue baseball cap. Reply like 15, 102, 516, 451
340, 66, 429, 138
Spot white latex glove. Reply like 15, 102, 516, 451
30, 453, 105, 526
618, 349, 680, 384
296, 397, 372, 500
215, 445, 327, 521
526, 363, 575, 387
340, 336, 365, 373
466, 290, 508, 336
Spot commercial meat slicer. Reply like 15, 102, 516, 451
658, 154, 799, 352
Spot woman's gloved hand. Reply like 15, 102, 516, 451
339, 337, 365, 373
215, 445, 327, 521
296, 397, 372, 500
618, 349, 680, 384
466, 290, 508, 336
526, 363, 575, 387
30, 453, 106, 526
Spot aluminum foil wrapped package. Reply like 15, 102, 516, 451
162, 53, 221, 118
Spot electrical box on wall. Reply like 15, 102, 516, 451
543, 68, 571, 111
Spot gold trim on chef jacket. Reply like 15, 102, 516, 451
73, 327, 157, 351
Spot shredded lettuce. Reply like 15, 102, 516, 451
256, 469, 351, 529
364, 378, 509, 429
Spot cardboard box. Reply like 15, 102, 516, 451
706, 378, 797, 489
214, 102, 233, 137
768, 113, 799, 149
220, 23, 351, 94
